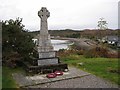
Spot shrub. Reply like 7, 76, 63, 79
57, 49, 78, 57
2, 18, 35, 67
84, 47, 109, 58
76, 50, 84, 55
3, 52, 22, 68
106, 52, 118, 58
107, 67, 120, 74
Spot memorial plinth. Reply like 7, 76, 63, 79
25, 7, 68, 74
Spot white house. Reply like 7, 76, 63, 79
102, 36, 119, 46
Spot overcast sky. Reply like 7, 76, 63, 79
0, 0, 119, 31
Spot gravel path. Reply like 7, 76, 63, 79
26, 74, 118, 88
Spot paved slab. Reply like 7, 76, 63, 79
12, 67, 90, 88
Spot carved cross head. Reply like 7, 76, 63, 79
38, 7, 50, 19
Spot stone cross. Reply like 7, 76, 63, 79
38, 7, 50, 35
38, 7, 53, 58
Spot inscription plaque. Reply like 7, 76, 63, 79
38, 58, 59, 65
39, 51, 56, 58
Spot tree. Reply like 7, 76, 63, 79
2, 18, 36, 68
66, 33, 80, 38
98, 18, 108, 30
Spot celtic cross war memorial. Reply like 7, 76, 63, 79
24, 7, 68, 74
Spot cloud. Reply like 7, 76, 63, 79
0, 0, 119, 31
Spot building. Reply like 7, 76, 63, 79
102, 36, 120, 47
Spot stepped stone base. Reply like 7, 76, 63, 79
23, 53, 68, 74
24, 62, 68, 74
23, 57, 68, 74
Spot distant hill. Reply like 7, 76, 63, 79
29, 29, 80, 37
29, 29, 119, 39
80, 29, 119, 39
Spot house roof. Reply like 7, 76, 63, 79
107, 36, 119, 41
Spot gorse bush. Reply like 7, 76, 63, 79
58, 46, 118, 58
106, 52, 118, 58
57, 49, 76, 57
84, 47, 109, 58
76, 50, 84, 55
57, 48, 85, 57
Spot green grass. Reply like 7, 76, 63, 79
60, 55, 119, 85
2, 66, 25, 88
